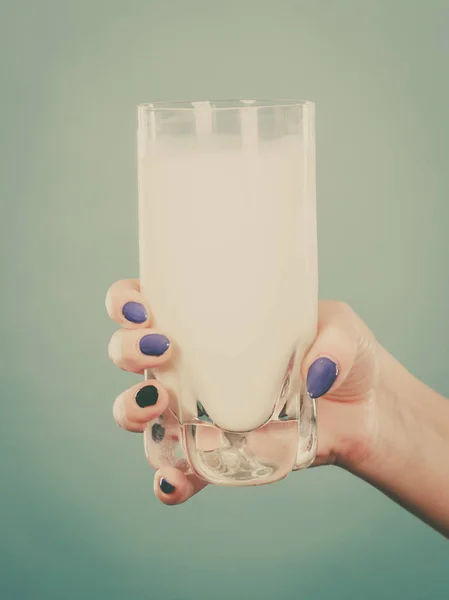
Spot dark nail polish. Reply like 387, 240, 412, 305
151, 423, 165, 443
159, 477, 175, 494
135, 385, 159, 408
122, 301, 147, 324
139, 334, 170, 357
306, 357, 339, 399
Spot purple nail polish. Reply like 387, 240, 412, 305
306, 357, 339, 399
139, 333, 170, 357
122, 301, 147, 324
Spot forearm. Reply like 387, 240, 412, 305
347, 346, 449, 537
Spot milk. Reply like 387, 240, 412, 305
138, 133, 317, 433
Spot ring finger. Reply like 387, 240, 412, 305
113, 379, 170, 432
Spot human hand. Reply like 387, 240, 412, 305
106, 279, 384, 504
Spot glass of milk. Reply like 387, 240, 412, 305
138, 99, 318, 486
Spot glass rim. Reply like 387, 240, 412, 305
137, 98, 314, 112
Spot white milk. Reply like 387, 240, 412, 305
138, 135, 317, 433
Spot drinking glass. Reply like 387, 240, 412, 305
137, 99, 318, 486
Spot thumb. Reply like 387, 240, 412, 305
301, 301, 363, 401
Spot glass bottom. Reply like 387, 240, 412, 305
143, 393, 317, 486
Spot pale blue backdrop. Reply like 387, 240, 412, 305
1, 1, 448, 599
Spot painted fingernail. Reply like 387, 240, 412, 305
122, 301, 147, 324
159, 477, 175, 494
139, 334, 170, 357
306, 357, 339, 399
135, 385, 159, 408
151, 423, 165, 443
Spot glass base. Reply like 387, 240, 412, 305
143, 393, 317, 486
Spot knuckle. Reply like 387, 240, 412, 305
112, 395, 126, 428
105, 280, 121, 308
335, 300, 354, 316
105, 279, 133, 315
325, 300, 358, 325
108, 330, 145, 373
335, 301, 366, 334
113, 397, 144, 432
108, 329, 124, 363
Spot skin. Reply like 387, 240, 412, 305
106, 279, 449, 536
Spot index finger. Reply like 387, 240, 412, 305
105, 278, 152, 328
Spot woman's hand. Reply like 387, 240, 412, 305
105, 278, 207, 505
107, 278, 449, 536
105, 279, 384, 504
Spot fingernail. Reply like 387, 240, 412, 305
151, 423, 165, 443
139, 334, 170, 357
135, 384, 159, 408
122, 301, 147, 324
306, 357, 339, 399
159, 477, 175, 494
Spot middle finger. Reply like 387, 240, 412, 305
108, 327, 172, 373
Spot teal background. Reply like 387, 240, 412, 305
1, 1, 449, 599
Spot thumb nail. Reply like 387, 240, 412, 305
306, 357, 339, 399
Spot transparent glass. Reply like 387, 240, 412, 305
137, 99, 318, 486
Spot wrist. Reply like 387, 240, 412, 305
340, 341, 446, 487
339, 344, 449, 536
337, 343, 419, 477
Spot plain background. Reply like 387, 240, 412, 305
1, 1, 449, 599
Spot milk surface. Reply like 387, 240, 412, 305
138, 135, 317, 432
